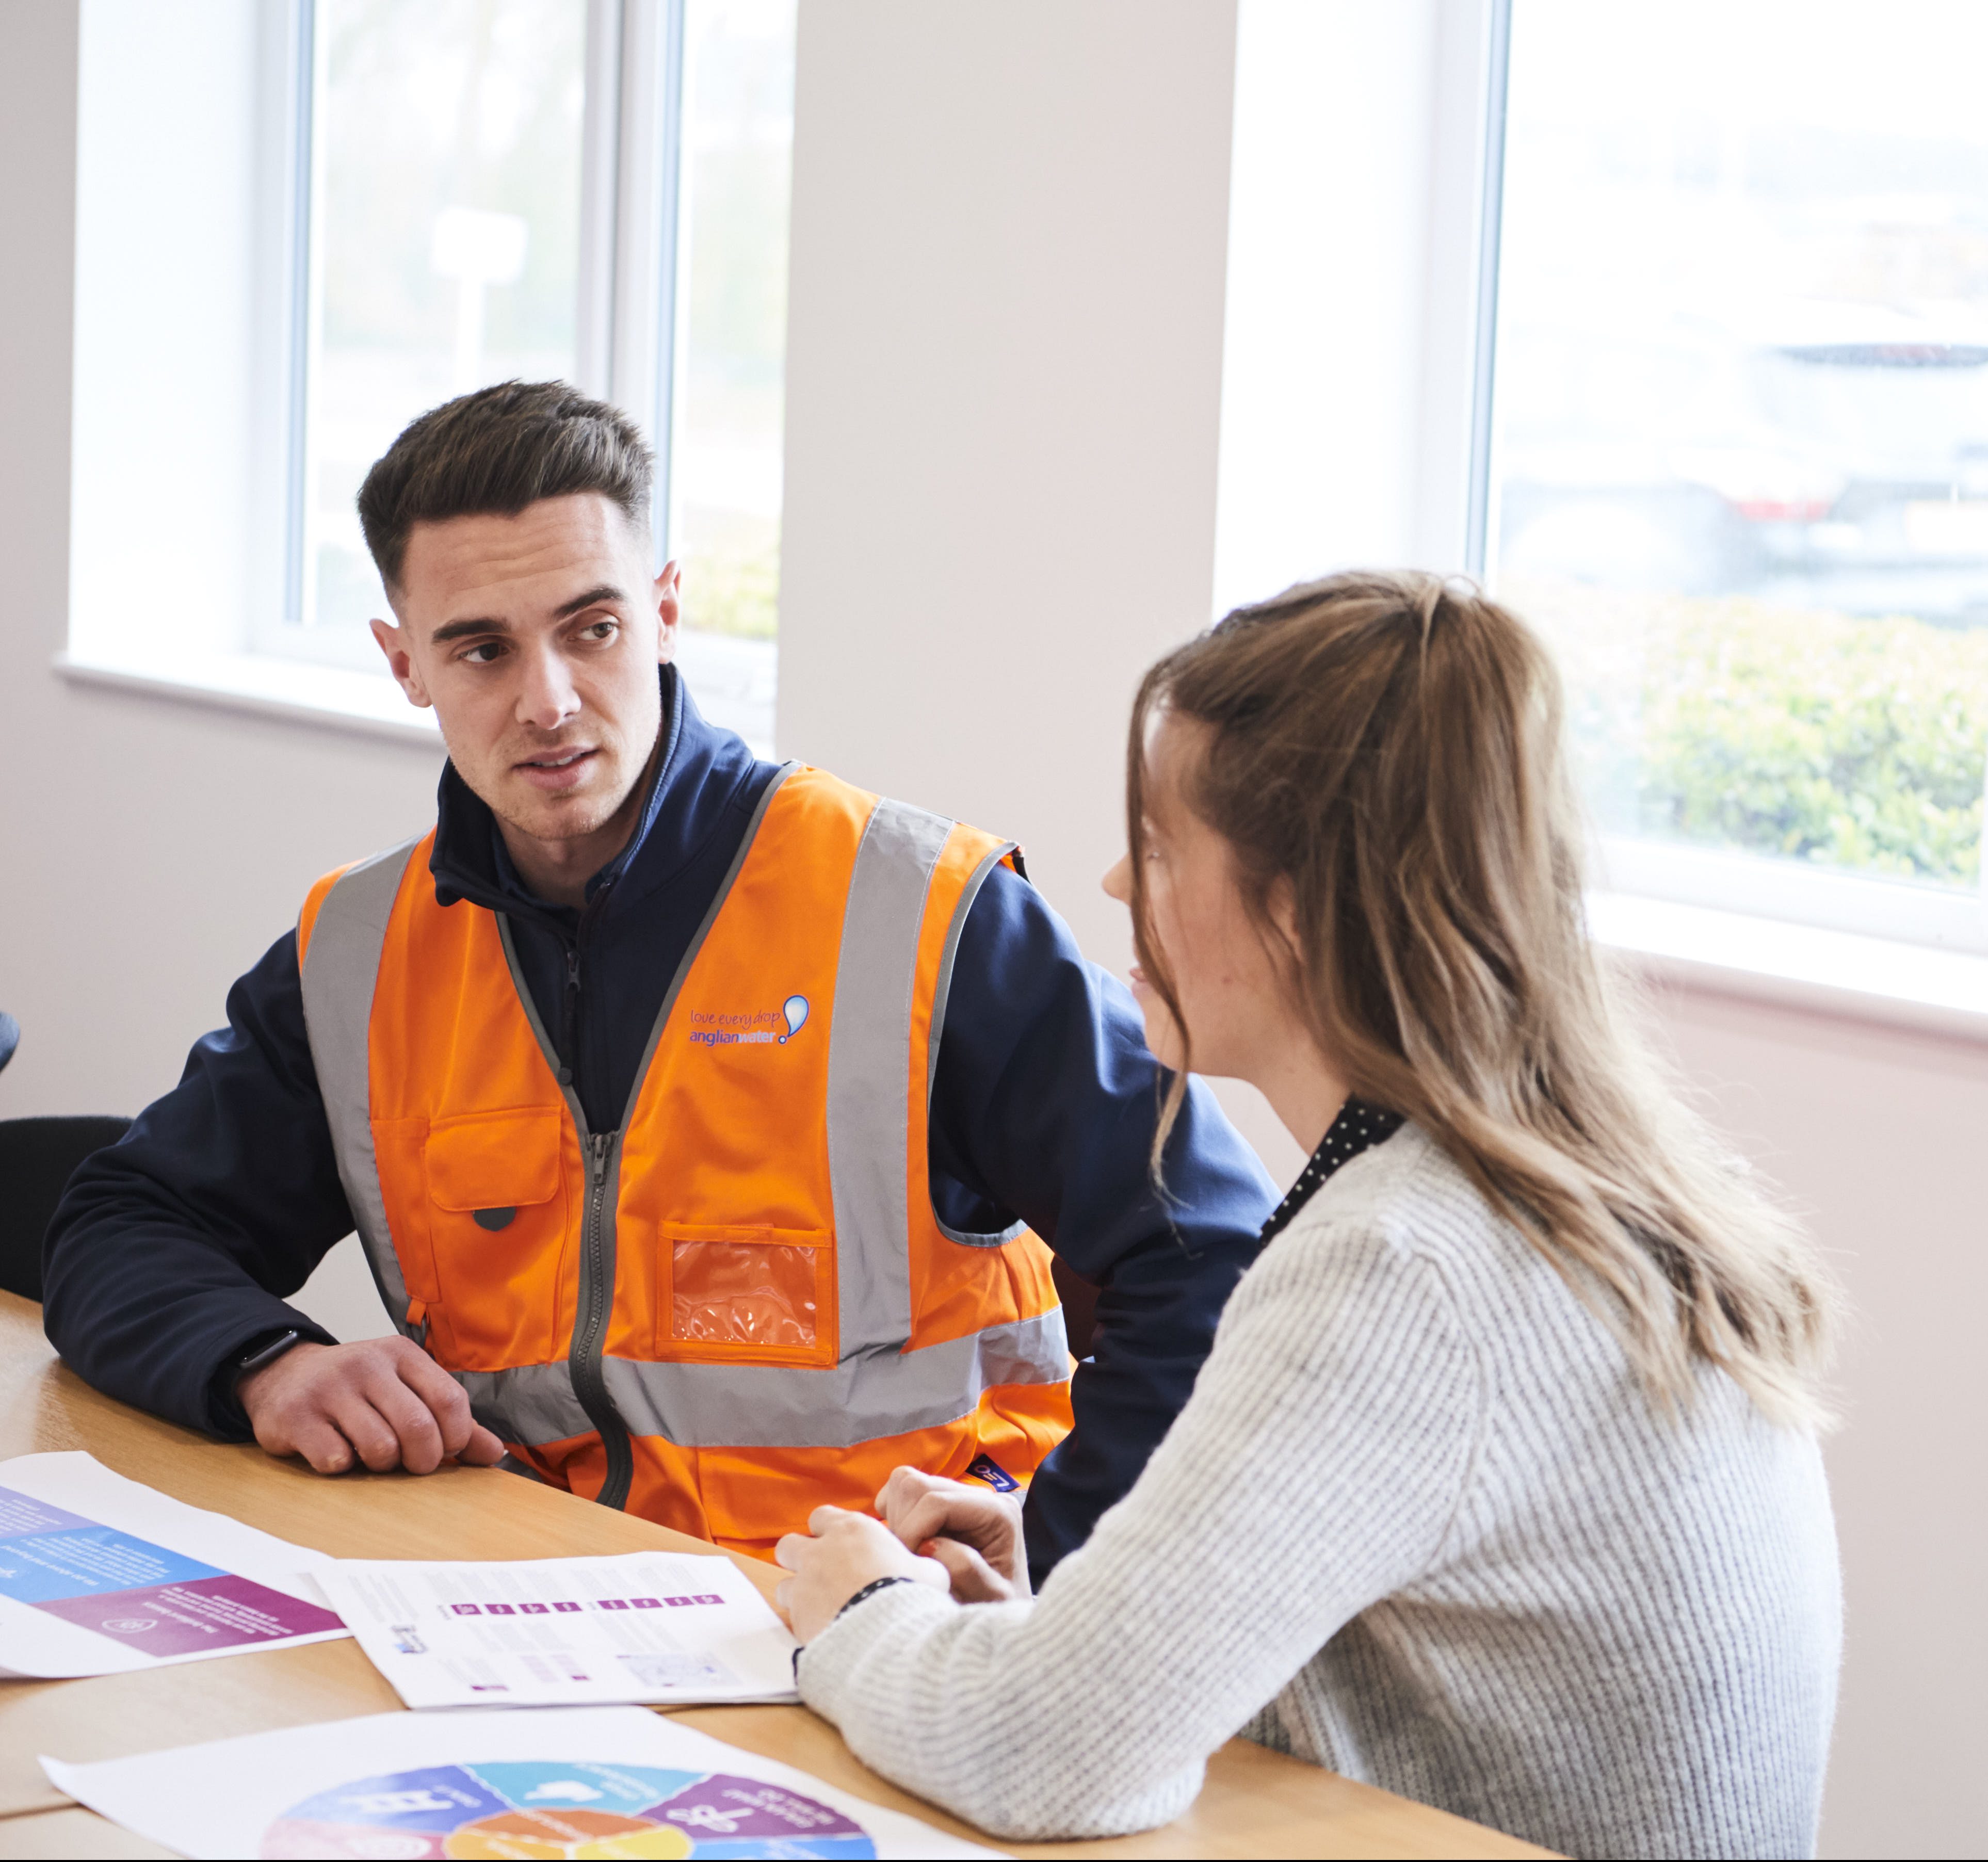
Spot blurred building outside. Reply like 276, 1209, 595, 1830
1494, 0, 1988, 906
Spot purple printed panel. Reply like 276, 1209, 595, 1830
0, 1486, 96, 1539
35, 1572, 343, 1656
647, 1774, 867, 1843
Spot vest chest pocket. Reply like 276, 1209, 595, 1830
662, 1224, 830, 1363
424, 1109, 568, 1371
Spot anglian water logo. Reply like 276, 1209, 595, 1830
688, 995, 810, 1048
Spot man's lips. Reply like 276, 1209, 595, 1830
513, 746, 600, 792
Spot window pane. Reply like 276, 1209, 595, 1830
302, 0, 587, 660
1494, 1, 1988, 896
670, 0, 795, 653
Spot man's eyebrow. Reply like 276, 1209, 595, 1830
429, 616, 512, 645
553, 584, 628, 620
426, 587, 626, 645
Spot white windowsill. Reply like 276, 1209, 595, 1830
1590, 892, 1988, 1045
56, 650, 444, 747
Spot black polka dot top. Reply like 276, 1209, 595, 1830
1255, 1097, 1407, 1252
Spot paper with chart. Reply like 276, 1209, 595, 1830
0, 1451, 346, 1678
42, 1703, 1000, 1859
317, 1549, 801, 1708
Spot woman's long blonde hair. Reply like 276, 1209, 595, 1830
1128, 570, 1838, 1428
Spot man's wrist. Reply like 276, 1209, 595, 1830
230, 1327, 306, 1398
205, 1327, 302, 1439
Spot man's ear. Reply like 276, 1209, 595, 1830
654, 558, 682, 663
369, 616, 433, 709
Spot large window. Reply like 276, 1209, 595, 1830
1486, 0, 1988, 949
266, 0, 790, 744
289, 0, 588, 665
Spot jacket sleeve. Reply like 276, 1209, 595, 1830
928, 865, 1279, 1582
41, 930, 357, 1438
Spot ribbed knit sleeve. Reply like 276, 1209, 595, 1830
797, 1216, 1483, 1842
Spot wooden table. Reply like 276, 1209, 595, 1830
0, 1292, 1544, 1859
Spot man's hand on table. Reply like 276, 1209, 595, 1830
238, 1338, 506, 1475
877, 1466, 1031, 1602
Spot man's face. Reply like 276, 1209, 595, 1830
370, 493, 677, 849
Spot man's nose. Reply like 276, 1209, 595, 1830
515, 641, 581, 732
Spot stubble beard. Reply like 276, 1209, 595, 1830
492, 757, 632, 846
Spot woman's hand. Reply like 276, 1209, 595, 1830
773, 1505, 949, 1642
877, 1466, 1032, 1603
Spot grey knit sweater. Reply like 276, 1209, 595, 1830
798, 1123, 1841, 1858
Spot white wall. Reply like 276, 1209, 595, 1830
1214, 0, 1492, 616
69, 0, 279, 666
1216, 1, 1438, 611
1652, 990, 1988, 1860
778, 0, 1240, 982
774, 0, 1302, 1172
0, 0, 1981, 1853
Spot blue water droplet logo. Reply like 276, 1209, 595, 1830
780, 995, 810, 1043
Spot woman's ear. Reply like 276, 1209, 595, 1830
1266, 873, 1302, 959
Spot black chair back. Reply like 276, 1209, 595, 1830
0, 1116, 133, 1302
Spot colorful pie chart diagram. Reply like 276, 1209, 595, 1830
261, 1760, 878, 1859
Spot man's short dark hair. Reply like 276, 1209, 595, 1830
357, 380, 653, 590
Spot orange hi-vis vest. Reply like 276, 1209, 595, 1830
296, 765, 1073, 1556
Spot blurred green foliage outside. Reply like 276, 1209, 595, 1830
1508, 576, 1988, 888
1641, 596, 1988, 883
680, 515, 780, 640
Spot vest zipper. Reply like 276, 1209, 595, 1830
488, 778, 796, 1516
569, 1125, 635, 1510
558, 943, 582, 1088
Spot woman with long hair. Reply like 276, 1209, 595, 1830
774, 572, 1842, 1859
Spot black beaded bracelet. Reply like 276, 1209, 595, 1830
793, 1575, 923, 1680
835, 1575, 917, 1622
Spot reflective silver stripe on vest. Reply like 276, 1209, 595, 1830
826, 797, 951, 1361
297, 837, 423, 1338
459, 1363, 594, 1445
455, 1310, 1070, 1449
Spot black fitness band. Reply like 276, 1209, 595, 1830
232, 1327, 304, 1391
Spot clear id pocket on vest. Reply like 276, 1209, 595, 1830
665, 1225, 825, 1350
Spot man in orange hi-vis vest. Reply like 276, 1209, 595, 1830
44, 383, 1276, 1580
